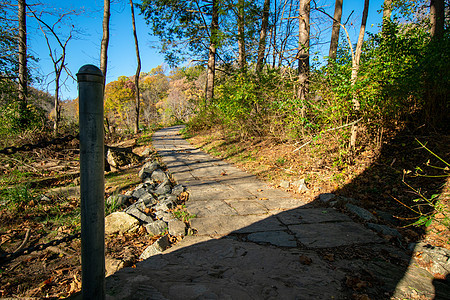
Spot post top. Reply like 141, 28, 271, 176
77, 64, 103, 77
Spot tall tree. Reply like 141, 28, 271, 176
129, 0, 141, 134
237, 0, 246, 72
297, 0, 310, 105
206, 0, 219, 103
100, 0, 110, 85
256, 0, 270, 73
139, 0, 219, 104
329, 0, 343, 61
430, 0, 444, 39
350, 0, 369, 151
18, 0, 27, 115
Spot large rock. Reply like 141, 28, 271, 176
105, 212, 140, 235
106, 147, 140, 169
168, 219, 186, 236
125, 206, 154, 224
139, 235, 170, 260
345, 203, 376, 221
152, 169, 169, 183
145, 220, 168, 236
138, 161, 160, 180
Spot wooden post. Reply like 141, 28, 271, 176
77, 65, 105, 300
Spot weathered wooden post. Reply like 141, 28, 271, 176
77, 65, 105, 300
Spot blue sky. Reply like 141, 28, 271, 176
28, 0, 386, 100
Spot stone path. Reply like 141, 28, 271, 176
105, 126, 450, 299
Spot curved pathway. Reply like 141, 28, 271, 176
105, 126, 448, 299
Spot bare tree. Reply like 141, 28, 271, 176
29, 9, 74, 134
129, 0, 141, 134
350, 0, 369, 151
205, 0, 219, 104
100, 0, 110, 86
328, 0, 343, 61
18, 0, 27, 117
256, 0, 270, 73
297, 0, 310, 105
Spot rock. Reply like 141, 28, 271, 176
138, 161, 160, 180
367, 223, 401, 238
166, 194, 178, 204
411, 243, 450, 275
139, 235, 170, 260
168, 219, 186, 236
155, 199, 175, 211
39, 195, 52, 203
145, 220, 168, 236
132, 187, 148, 199
155, 211, 176, 222
152, 169, 169, 183
293, 179, 309, 191
125, 206, 154, 224
171, 184, 185, 196
105, 257, 124, 276
105, 212, 140, 235
141, 148, 153, 156
155, 180, 172, 195
280, 181, 290, 189
141, 193, 157, 207
106, 194, 129, 207
107, 147, 140, 169
319, 193, 335, 203
345, 203, 376, 221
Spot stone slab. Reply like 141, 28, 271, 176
257, 198, 307, 211
106, 238, 344, 300
186, 200, 237, 217
190, 215, 284, 236
224, 199, 268, 215
247, 231, 297, 247
277, 208, 352, 225
288, 222, 383, 248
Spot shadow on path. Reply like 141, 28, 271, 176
105, 126, 450, 299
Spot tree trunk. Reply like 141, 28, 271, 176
205, 0, 219, 104
430, 0, 444, 39
328, 0, 343, 61
256, 0, 270, 73
130, 0, 141, 134
427, 0, 447, 129
297, 0, 310, 109
237, 0, 246, 72
100, 0, 110, 86
18, 0, 27, 117
350, 0, 369, 151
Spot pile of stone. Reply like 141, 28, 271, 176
105, 160, 188, 260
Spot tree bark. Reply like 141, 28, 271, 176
18, 0, 27, 115
100, 0, 110, 86
256, 0, 270, 73
430, 0, 444, 39
328, 0, 343, 61
237, 0, 246, 72
350, 0, 369, 151
297, 0, 310, 106
130, 0, 141, 134
205, 0, 219, 104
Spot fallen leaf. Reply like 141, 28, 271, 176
323, 253, 334, 262
299, 255, 312, 265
